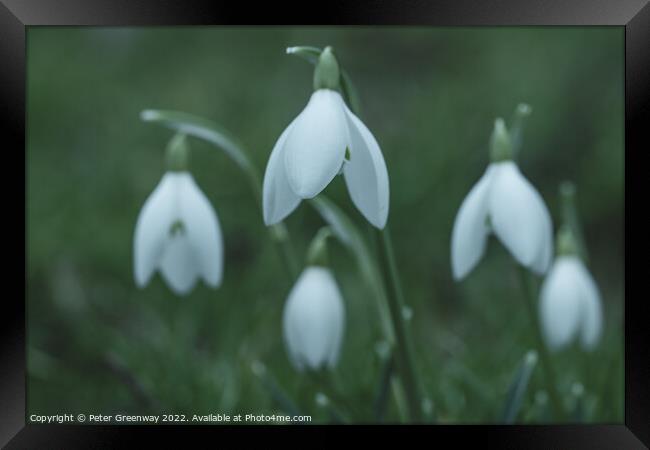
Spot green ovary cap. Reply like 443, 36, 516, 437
556, 225, 578, 256
165, 133, 189, 172
489, 118, 513, 162
313, 46, 341, 91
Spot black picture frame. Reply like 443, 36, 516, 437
2, 0, 648, 447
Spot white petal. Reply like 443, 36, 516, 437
159, 234, 200, 296
450, 165, 496, 280
282, 267, 345, 371
262, 119, 302, 225
488, 162, 553, 273
574, 261, 603, 350
177, 173, 224, 288
342, 106, 390, 229
133, 173, 178, 287
539, 257, 583, 351
283, 89, 348, 198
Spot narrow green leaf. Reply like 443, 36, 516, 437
286, 45, 321, 64
570, 382, 585, 422
501, 350, 538, 423
315, 392, 350, 424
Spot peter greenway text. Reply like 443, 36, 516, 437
29, 414, 312, 424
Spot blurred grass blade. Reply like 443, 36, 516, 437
501, 350, 538, 423
570, 382, 585, 422
315, 392, 350, 424
373, 346, 395, 422
251, 361, 302, 417
140, 109, 262, 200
286, 46, 362, 116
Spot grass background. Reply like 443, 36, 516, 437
27, 26, 623, 423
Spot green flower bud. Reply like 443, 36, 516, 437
165, 133, 189, 172
313, 46, 341, 91
489, 118, 513, 162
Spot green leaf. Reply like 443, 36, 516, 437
501, 350, 538, 423
286, 46, 362, 116
286, 45, 321, 64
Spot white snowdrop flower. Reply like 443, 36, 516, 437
283, 266, 345, 371
539, 228, 603, 351
263, 47, 389, 229
451, 119, 553, 280
133, 135, 224, 296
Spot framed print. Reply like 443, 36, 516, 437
2, 0, 648, 447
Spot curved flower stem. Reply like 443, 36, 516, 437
374, 226, 424, 422
517, 266, 565, 420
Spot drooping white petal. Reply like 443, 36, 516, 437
133, 173, 178, 288
177, 173, 224, 288
574, 260, 603, 350
488, 162, 553, 273
282, 267, 345, 371
262, 119, 301, 225
159, 234, 200, 296
450, 165, 496, 280
539, 257, 583, 350
283, 89, 348, 199
341, 105, 390, 229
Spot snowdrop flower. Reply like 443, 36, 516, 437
283, 229, 345, 371
451, 118, 553, 280
133, 134, 223, 296
539, 228, 603, 351
263, 46, 389, 229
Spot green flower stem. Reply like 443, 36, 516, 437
141, 109, 299, 280
509, 103, 532, 158
517, 266, 565, 420
375, 226, 424, 422
560, 181, 589, 263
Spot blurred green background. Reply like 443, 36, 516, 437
27, 27, 623, 423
